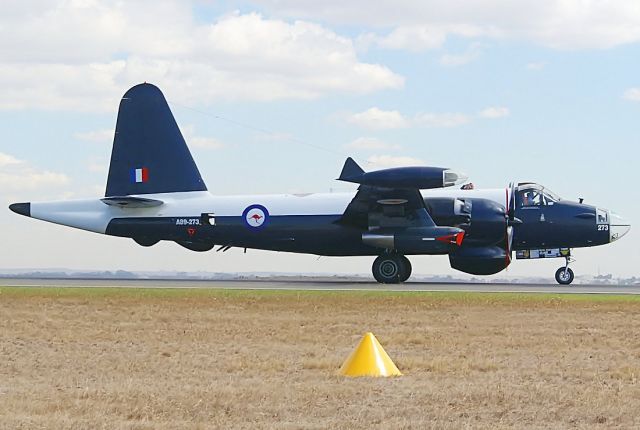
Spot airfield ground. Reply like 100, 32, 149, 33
2, 287, 640, 429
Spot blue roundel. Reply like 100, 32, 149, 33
242, 204, 269, 229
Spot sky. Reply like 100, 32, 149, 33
1, 0, 639, 279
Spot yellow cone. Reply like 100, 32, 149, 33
339, 332, 402, 377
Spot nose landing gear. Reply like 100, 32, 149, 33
372, 253, 412, 284
555, 256, 575, 285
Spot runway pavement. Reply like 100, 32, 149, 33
1, 277, 639, 294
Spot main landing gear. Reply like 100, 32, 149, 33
372, 253, 412, 284
555, 256, 575, 285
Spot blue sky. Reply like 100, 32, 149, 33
1, 0, 639, 278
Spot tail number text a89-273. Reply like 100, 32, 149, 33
176, 218, 201, 226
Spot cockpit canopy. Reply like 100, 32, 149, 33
517, 183, 561, 207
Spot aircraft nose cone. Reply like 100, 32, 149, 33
609, 212, 631, 242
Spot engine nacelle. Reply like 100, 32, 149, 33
426, 197, 506, 247
424, 197, 472, 228
449, 246, 510, 275
461, 199, 507, 246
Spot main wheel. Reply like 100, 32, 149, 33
399, 255, 412, 283
372, 254, 402, 284
555, 267, 574, 285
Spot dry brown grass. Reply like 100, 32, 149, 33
1, 288, 640, 429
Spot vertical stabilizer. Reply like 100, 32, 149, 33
105, 83, 207, 197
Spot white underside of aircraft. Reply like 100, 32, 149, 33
28, 188, 508, 235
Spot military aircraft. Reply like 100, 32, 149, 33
9, 83, 631, 285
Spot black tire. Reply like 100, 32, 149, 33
372, 254, 402, 284
399, 255, 412, 283
555, 267, 574, 285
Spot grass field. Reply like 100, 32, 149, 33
2, 287, 640, 429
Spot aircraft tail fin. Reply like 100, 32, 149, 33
105, 83, 207, 197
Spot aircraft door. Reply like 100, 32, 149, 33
514, 188, 546, 248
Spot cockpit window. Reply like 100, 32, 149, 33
520, 189, 542, 206
542, 189, 560, 203
518, 185, 561, 207
542, 192, 556, 205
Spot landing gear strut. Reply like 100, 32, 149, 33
555, 256, 575, 285
372, 253, 412, 284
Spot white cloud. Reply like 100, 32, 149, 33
0, 61, 126, 111
365, 155, 423, 169
254, 0, 640, 50
345, 137, 399, 151
478, 106, 510, 119
255, 132, 294, 142
74, 129, 114, 144
439, 43, 484, 66
0, 152, 23, 167
370, 24, 495, 52
0, 5, 404, 111
0, 153, 70, 192
526, 61, 546, 71
189, 136, 225, 150
347, 108, 409, 130
623, 88, 640, 102
87, 162, 107, 174
415, 112, 470, 127
181, 125, 225, 150
348, 108, 471, 129
368, 27, 447, 51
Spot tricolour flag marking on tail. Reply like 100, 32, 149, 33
131, 167, 149, 183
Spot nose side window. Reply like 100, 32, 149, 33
596, 209, 609, 224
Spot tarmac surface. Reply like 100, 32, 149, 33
0, 277, 639, 295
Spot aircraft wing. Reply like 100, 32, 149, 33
339, 184, 435, 229
337, 158, 436, 229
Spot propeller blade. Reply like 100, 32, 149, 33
505, 225, 513, 264
507, 182, 516, 220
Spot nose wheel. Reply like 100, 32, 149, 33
372, 253, 412, 284
555, 256, 575, 285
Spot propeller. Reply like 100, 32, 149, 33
505, 225, 514, 264
504, 183, 518, 265
507, 182, 515, 221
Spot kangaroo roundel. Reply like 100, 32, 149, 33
243, 205, 269, 229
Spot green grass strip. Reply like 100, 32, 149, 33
1, 286, 640, 304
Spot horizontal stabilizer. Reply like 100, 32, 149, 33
101, 196, 164, 208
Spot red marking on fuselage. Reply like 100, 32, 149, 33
187, 227, 196, 237
436, 232, 464, 246
249, 213, 263, 224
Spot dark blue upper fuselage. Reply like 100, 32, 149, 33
511, 185, 610, 250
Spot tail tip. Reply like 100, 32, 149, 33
9, 202, 31, 217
